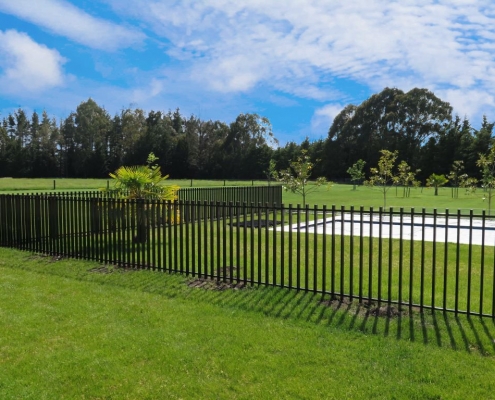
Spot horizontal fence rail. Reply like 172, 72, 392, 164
1, 194, 495, 318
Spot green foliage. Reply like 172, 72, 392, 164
364, 149, 399, 208
2, 92, 495, 184
326, 87, 453, 180
426, 173, 448, 196
476, 147, 495, 214
222, 113, 277, 179
460, 176, 478, 195
106, 152, 179, 243
265, 159, 278, 185
108, 152, 179, 200
274, 150, 329, 207
448, 160, 465, 198
346, 159, 366, 190
396, 160, 420, 198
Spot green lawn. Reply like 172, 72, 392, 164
0, 178, 490, 213
1, 247, 495, 399
0, 178, 270, 192
282, 183, 491, 213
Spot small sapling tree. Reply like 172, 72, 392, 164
477, 147, 495, 215
347, 159, 366, 190
274, 150, 329, 207
426, 174, 448, 196
265, 159, 277, 186
364, 149, 398, 208
448, 160, 465, 199
396, 160, 420, 198
460, 175, 478, 194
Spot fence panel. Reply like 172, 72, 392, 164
1, 194, 495, 318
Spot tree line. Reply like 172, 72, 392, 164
325, 87, 494, 183
0, 87, 494, 183
0, 99, 277, 179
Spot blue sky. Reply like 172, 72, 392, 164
1, 0, 495, 144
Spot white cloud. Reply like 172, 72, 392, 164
0, 0, 144, 51
0, 30, 66, 93
130, 78, 165, 103
439, 88, 495, 121
106, 0, 495, 119
3, 0, 495, 138
311, 104, 345, 137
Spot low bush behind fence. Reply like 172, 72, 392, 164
1, 193, 495, 318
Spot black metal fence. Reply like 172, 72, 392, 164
177, 185, 282, 221
1, 194, 495, 318
178, 185, 282, 205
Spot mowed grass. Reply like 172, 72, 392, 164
282, 184, 491, 213
0, 177, 491, 213
0, 178, 270, 193
1, 247, 495, 399
64, 214, 495, 315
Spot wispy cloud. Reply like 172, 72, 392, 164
3, 0, 495, 143
311, 104, 345, 136
0, 0, 145, 51
107, 0, 495, 120
0, 30, 66, 94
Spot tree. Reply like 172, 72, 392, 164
274, 150, 328, 207
222, 113, 277, 179
73, 99, 112, 177
394, 88, 453, 169
432, 116, 473, 179
364, 149, 398, 208
476, 147, 495, 215
396, 160, 420, 198
265, 159, 277, 186
0, 120, 9, 175
109, 152, 179, 200
427, 174, 448, 196
59, 113, 77, 177
109, 108, 147, 172
347, 159, 366, 190
191, 119, 229, 178
272, 141, 301, 171
325, 87, 453, 180
460, 175, 478, 195
448, 160, 465, 199
468, 115, 494, 178
108, 152, 179, 243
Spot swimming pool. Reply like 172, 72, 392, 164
280, 213, 495, 246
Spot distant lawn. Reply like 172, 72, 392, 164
1, 247, 495, 399
0, 178, 491, 212
282, 183, 490, 213
0, 178, 270, 192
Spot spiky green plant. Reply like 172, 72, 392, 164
109, 153, 179, 201
106, 153, 180, 243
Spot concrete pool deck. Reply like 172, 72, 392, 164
277, 213, 495, 246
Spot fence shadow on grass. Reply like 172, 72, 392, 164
6, 250, 495, 357
165, 270, 495, 356
188, 282, 495, 356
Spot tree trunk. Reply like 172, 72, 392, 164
133, 202, 148, 243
